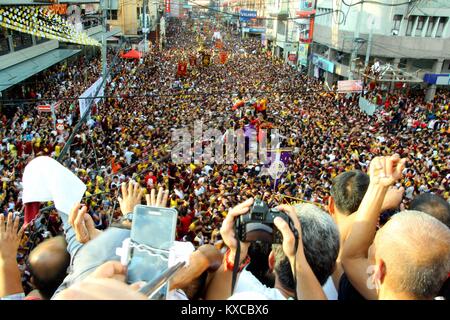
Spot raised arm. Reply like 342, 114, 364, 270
204, 198, 253, 300
0, 213, 26, 298
275, 205, 327, 300
341, 155, 406, 300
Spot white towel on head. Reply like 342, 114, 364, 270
22, 156, 86, 214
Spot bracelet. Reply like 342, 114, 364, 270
223, 248, 251, 272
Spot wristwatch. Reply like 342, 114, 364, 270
121, 212, 133, 223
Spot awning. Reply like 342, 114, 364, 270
90, 28, 122, 42
121, 49, 142, 59
0, 48, 81, 92
358, 64, 423, 83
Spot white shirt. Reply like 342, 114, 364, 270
232, 270, 338, 300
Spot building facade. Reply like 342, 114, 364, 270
308, 0, 450, 99
0, 1, 119, 96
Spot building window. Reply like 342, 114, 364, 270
392, 14, 402, 34
107, 10, 118, 20
426, 17, 437, 37
435, 17, 448, 38
415, 16, 425, 36
35, 36, 49, 45
0, 28, 10, 56
405, 15, 416, 36
11, 30, 32, 51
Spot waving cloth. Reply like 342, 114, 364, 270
22, 156, 86, 223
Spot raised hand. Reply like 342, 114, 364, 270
369, 154, 407, 188
145, 187, 170, 208
0, 213, 27, 261
54, 261, 147, 300
219, 198, 254, 261
118, 180, 145, 215
69, 203, 102, 244
381, 186, 405, 211
273, 204, 303, 265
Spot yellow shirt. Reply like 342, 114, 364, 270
55, 145, 61, 157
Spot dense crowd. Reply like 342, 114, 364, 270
0, 18, 449, 300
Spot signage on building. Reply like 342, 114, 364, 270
423, 73, 450, 85
48, 4, 68, 15
338, 80, 363, 93
248, 27, 266, 33
288, 53, 297, 62
312, 54, 334, 73
165, 0, 171, 13
239, 10, 257, 22
299, 0, 314, 10
298, 43, 309, 66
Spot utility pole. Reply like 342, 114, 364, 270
101, 0, 108, 79
284, 17, 289, 62
306, 0, 318, 76
349, 0, 364, 80
365, 17, 374, 68
143, 0, 149, 53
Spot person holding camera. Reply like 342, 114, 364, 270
205, 198, 334, 300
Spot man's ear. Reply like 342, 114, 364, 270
268, 251, 275, 272
328, 196, 335, 215
376, 259, 387, 285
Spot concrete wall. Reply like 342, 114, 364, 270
315, 0, 450, 38
313, 24, 450, 60
108, 0, 139, 35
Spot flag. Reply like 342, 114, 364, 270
202, 53, 211, 67
24, 202, 41, 224
219, 51, 228, 64
189, 55, 197, 66
177, 61, 188, 77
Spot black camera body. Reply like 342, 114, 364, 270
235, 199, 296, 244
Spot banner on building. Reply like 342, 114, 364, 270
239, 10, 257, 22
337, 80, 363, 93
165, 0, 171, 13
298, 43, 309, 66
79, 77, 104, 119
261, 33, 267, 46
312, 54, 334, 73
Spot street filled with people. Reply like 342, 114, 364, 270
0, 18, 449, 300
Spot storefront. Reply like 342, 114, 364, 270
312, 54, 334, 81
423, 73, 450, 86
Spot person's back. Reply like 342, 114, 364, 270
328, 170, 370, 300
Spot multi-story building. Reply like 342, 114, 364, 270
0, 0, 120, 97
221, 0, 267, 37
308, 0, 450, 100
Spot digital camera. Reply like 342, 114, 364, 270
235, 199, 296, 244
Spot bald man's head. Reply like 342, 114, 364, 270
28, 236, 70, 299
373, 211, 450, 299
